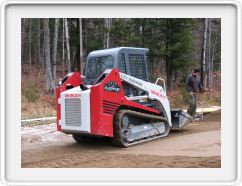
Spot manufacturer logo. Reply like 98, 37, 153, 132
104, 81, 120, 93
150, 90, 166, 99
65, 94, 81, 98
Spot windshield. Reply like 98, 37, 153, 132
86, 55, 114, 80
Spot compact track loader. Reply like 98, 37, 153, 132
56, 47, 192, 147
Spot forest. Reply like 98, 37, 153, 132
21, 18, 221, 119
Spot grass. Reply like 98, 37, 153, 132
21, 65, 56, 119
21, 93, 56, 119
23, 80, 40, 103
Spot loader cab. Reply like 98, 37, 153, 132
84, 47, 150, 85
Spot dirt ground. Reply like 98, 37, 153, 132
21, 111, 221, 168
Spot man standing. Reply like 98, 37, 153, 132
185, 68, 203, 118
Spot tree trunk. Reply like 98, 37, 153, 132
79, 18, 84, 75
104, 18, 112, 48
85, 19, 88, 62
165, 46, 172, 91
64, 18, 71, 72
166, 64, 173, 92
139, 25, 143, 46
37, 19, 41, 70
52, 18, 60, 84
201, 18, 208, 88
72, 20, 80, 72
42, 40, 45, 70
71, 47, 77, 71
160, 59, 165, 78
62, 18, 65, 76
28, 19, 32, 77
21, 19, 28, 74
174, 68, 178, 83
165, 25, 172, 92
43, 18, 55, 93
207, 19, 212, 89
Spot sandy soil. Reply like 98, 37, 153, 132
21, 111, 221, 168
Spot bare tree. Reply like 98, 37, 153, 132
28, 19, 32, 77
79, 18, 84, 74
104, 18, 112, 48
211, 26, 217, 87
207, 19, 212, 89
21, 18, 27, 63
52, 18, 60, 84
200, 18, 208, 88
37, 19, 41, 70
43, 18, 55, 93
139, 25, 143, 46
64, 18, 71, 72
62, 19, 65, 76
21, 19, 28, 68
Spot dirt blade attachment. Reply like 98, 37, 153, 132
171, 109, 193, 129
113, 109, 170, 147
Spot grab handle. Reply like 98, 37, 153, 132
155, 78, 166, 93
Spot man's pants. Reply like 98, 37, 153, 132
187, 92, 197, 118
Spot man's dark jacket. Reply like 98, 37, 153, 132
185, 74, 202, 93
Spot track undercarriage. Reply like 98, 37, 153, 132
113, 109, 170, 147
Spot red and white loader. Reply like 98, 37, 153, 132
56, 47, 192, 147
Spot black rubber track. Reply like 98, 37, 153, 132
112, 109, 170, 147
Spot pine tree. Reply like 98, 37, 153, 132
162, 19, 195, 91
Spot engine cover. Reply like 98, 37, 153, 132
59, 87, 91, 133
